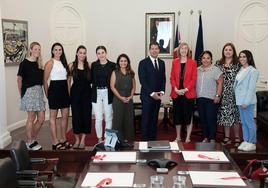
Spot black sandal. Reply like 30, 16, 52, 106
61, 140, 73, 149
221, 137, 231, 145
52, 142, 66, 150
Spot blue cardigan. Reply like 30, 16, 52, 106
234, 66, 259, 106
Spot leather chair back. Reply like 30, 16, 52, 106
257, 91, 268, 112
0, 158, 18, 188
10, 140, 32, 171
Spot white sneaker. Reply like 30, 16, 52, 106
238, 141, 248, 150
242, 143, 256, 151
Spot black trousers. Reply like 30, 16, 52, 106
141, 99, 161, 141
197, 97, 219, 140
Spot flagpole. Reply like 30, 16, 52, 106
194, 10, 204, 66
177, 10, 181, 43
188, 9, 194, 57
173, 11, 181, 59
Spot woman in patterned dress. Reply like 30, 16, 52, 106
215, 43, 241, 146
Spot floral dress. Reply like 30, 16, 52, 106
215, 61, 240, 127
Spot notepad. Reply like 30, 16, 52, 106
139, 141, 179, 151
189, 171, 246, 187
92, 151, 137, 163
182, 151, 230, 163
148, 140, 170, 149
81, 172, 134, 187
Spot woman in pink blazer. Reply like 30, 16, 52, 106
170, 42, 197, 142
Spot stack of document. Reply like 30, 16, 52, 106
189, 171, 246, 187
81, 172, 134, 187
92, 151, 137, 163
139, 141, 180, 151
182, 151, 230, 163
148, 140, 170, 149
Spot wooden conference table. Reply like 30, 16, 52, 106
75, 142, 253, 188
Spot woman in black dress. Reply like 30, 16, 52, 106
44, 43, 71, 150
69, 45, 92, 149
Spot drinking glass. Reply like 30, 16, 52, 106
150, 175, 164, 188
172, 175, 186, 188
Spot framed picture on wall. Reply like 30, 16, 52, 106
1, 19, 28, 66
145, 12, 175, 58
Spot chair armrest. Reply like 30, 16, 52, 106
16, 170, 40, 178
30, 157, 59, 165
18, 180, 38, 188
30, 158, 46, 165
18, 180, 52, 188
134, 102, 142, 109
16, 170, 54, 181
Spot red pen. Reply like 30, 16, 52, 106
96, 178, 112, 187
91, 154, 107, 160
197, 154, 219, 160
220, 176, 247, 180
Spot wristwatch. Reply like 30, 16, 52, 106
215, 94, 221, 98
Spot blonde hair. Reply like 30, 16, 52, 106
27, 42, 43, 69
177, 42, 191, 58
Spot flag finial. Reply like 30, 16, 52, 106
190, 9, 194, 15
198, 10, 202, 15
178, 11, 181, 16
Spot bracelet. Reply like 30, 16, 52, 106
215, 94, 221, 98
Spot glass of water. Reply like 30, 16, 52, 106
172, 175, 186, 188
150, 175, 164, 188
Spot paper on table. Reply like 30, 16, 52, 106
189, 171, 246, 187
182, 151, 230, 163
92, 151, 137, 163
81, 172, 134, 187
139, 141, 179, 151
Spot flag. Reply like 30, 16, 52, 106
194, 14, 204, 66
173, 23, 180, 59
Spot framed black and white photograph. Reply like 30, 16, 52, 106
2, 19, 28, 66
145, 12, 175, 58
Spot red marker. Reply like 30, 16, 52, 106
220, 176, 247, 180
96, 178, 112, 187
91, 154, 107, 160
197, 154, 219, 160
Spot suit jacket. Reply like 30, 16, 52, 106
234, 66, 259, 106
138, 57, 166, 102
170, 58, 197, 99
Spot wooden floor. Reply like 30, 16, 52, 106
4, 118, 268, 151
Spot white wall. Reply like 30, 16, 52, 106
0, 3, 12, 148
1, 0, 268, 134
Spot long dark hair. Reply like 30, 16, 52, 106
95, 45, 107, 54
71, 45, 91, 81
116, 53, 135, 78
219, 42, 238, 65
239, 50, 256, 68
51, 42, 69, 75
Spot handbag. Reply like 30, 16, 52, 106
104, 129, 120, 148
243, 159, 268, 180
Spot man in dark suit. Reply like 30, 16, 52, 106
138, 42, 166, 141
